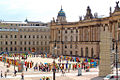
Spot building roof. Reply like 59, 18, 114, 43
1, 21, 27, 24
19, 26, 48, 28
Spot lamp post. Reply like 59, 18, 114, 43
52, 41, 57, 80
112, 39, 118, 80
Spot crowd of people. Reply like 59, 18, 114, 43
0, 54, 99, 80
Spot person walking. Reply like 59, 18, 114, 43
21, 73, 24, 80
5, 71, 7, 78
14, 70, 17, 76
1, 71, 3, 78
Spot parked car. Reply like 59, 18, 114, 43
103, 74, 120, 80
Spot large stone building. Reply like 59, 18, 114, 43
0, 20, 50, 53
50, 2, 120, 60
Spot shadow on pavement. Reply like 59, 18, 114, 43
91, 76, 104, 80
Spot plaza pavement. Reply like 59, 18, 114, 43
0, 63, 103, 80
0, 56, 103, 80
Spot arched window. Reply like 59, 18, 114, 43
33, 41, 35, 45
14, 47, 17, 51
75, 51, 78, 56
15, 41, 17, 45
29, 41, 30, 45
81, 48, 83, 57
20, 47, 22, 51
65, 45, 67, 48
41, 41, 43, 45
33, 35, 35, 38
6, 35, 8, 38
28, 47, 31, 51
10, 41, 12, 45
37, 41, 39, 45
6, 47, 8, 51
29, 35, 30, 38
10, 47, 12, 51
5, 41, 8, 45
85, 47, 88, 57
37, 35, 39, 38
24, 47, 26, 51
70, 51, 72, 56
24, 35, 26, 38
91, 48, 94, 58
0, 35, 2, 39
24, 41, 26, 45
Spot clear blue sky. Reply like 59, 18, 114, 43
0, 0, 117, 22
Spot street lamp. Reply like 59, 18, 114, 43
52, 41, 57, 80
112, 39, 118, 80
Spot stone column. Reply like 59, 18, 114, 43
99, 26, 113, 76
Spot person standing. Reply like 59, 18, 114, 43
21, 73, 24, 80
1, 71, 3, 78
5, 71, 7, 78
14, 70, 17, 76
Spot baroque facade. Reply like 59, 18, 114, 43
0, 20, 50, 53
50, 2, 120, 59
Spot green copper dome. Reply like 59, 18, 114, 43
58, 7, 66, 17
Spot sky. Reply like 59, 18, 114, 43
0, 0, 118, 22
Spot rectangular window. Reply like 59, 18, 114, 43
29, 42, 31, 45
45, 41, 47, 45
15, 41, 17, 45
1, 41, 2, 45
6, 35, 8, 38
24, 35, 26, 38
65, 45, 67, 48
29, 35, 30, 38
37, 35, 39, 38
33, 41, 35, 45
65, 30, 67, 33
41, 36, 43, 39
75, 51, 78, 55
33, 35, 35, 38
20, 35, 22, 38
37, 41, 39, 45
71, 30, 73, 33
10, 41, 12, 45
119, 23, 120, 28
15, 35, 17, 38
58, 30, 60, 34
0, 35, 2, 38
24, 41, 26, 45
76, 30, 78, 33
20, 41, 22, 45
5, 41, 8, 45
10, 35, 12, 38
45, 36, 47, 39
